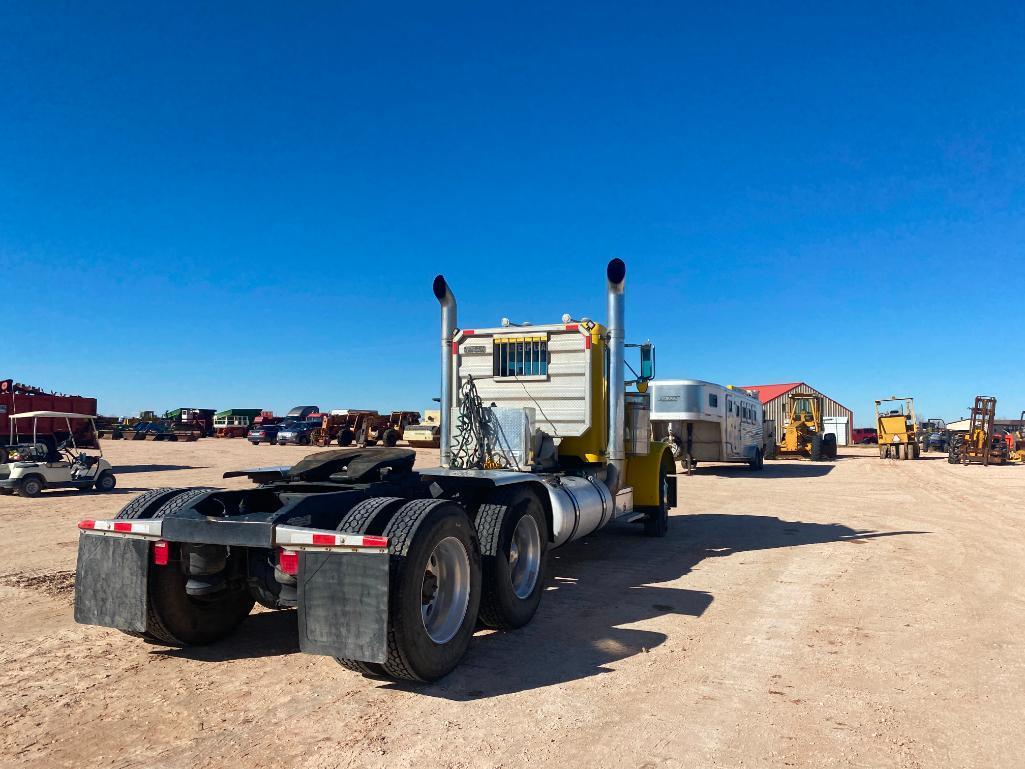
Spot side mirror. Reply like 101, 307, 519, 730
639, 343, 655, 381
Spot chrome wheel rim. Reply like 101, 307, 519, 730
420, 536, 470, 644
508, 515, 541, 599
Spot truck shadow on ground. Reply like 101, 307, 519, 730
687, 462, 835, 479
389, 513, 926, 700
158, 610, 300, 661
114, 464, 208, 474
155, 514, 925, 693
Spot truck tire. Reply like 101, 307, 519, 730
115, 487, 192, 521
822, 433, 838, 460
333, 496, 408, 676
337, 429, 354, 447
810, 434, 823, 461
381, 428, 400, 447
748, 448, 763, 471
114, 488, 197, 640
379, 499, 482, 682
475, 486, 548, 630
644, 457, 674, 537
141, 488, 254, 646
95, 472, 117, 492
17, 475, 44, 498
879, 445, 887, 459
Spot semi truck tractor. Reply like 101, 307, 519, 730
73, 259, 675, 682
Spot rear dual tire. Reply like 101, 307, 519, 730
335, 498, 482, 682
115, 488, 254, 646
334, 497, 409, 677
475, 487, 548, 630
379, 500, 481, 682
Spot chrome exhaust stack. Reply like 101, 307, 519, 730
433, 275, 457, 468
606, 258, 626, 495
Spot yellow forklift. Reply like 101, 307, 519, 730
776, 393, 837, 461
948, 396, 1008, 465
875, 397, 920, 460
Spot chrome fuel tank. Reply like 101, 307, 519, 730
545, 475, 614, 547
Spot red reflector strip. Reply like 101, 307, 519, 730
362, 535, 389, 548
152, 540, 170, 566
311, 533, 336, 546
78, 520, 96, 530
113, 522, 132, 532
462, 329, 474, 335
452, 341, 459, 354
278, 549, 299, 576
565, 323, 579, 331
585, 336, 592, 349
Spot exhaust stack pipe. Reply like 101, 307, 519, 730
606, 258, 626, 495
433, 275, 457, 467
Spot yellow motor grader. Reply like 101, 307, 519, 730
776, 393, 837, 461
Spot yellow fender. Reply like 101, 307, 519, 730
625, 440, 676, 508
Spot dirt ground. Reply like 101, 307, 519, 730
1, 439, 1023, 769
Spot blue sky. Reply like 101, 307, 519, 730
2, 2, 1023, 425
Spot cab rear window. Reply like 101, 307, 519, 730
493, 336, 549, 377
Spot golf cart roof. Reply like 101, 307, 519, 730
8, 410, 97, 419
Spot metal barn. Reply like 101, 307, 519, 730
741, 382, 855, 446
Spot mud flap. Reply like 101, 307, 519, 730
297, 551, 389, 663
74, 534, 150, 632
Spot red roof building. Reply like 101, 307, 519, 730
740, 381, 854, 445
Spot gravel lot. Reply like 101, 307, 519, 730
1, 439, 1023, 769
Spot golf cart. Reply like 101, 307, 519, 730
0, 411, 117, 498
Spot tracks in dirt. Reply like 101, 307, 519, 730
0, 570, 75, 600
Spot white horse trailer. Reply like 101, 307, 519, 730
649, 380, 767, 470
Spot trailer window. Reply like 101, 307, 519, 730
709, 394, 718, 408
494, 336, 549, 378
